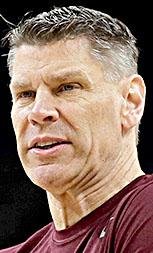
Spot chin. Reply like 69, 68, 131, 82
24, 163, 74, 194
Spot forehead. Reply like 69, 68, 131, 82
10, 37, 104, 82
11, 38, 93, 69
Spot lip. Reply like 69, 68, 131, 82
28, 136, 72, 157
28, 136, 71, 150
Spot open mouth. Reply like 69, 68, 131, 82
31, 141, 71, 150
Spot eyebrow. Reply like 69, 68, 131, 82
10, 67, 92, 90
44, 68, 92, 85
9, 80, 31, 91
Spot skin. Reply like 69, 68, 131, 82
10, 37, 146, 230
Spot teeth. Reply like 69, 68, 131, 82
36, 141, 60, 147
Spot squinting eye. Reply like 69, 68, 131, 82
17, 90, 36, 99
58, 84, 80, 92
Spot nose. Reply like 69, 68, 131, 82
28, 92, 60, 126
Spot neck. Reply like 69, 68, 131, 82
47, 150, 144, 230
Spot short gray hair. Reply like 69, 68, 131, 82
4, 6, 138, 82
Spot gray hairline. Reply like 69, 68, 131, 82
7, 34, 138, 81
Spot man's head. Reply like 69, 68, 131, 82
4, 6, 145, 195
5, 6, 138, 82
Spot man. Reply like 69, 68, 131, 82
1, 5, 153, 252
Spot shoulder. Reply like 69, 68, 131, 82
125, 174, 153, 209
113, 175, 153, 252
0, 244, 22, 253
115, 175, 153, 225
0, 223, 52, 252
116, 174, 153, 206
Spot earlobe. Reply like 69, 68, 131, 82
121, 74, 146, 133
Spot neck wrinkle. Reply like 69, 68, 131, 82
47, 145, 143, 230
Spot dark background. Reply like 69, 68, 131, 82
0, 1, 152, 249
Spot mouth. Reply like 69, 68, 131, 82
31, 141, 71, 150
28, 137, 72, 152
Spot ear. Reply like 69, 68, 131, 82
121, 74, 146, 133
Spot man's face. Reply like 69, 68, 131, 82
10, 37, 123, 194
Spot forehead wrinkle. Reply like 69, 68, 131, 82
10, 67, 93, 93
10, 79, 31, 90
40, 66, 93, 86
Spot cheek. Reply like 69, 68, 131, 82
61, 102, 93, 152
11, 103, 29, 126
11, 106, 29, 149
88, 99, 122, 140
11, 108, 22, 134
61, 102, 88, 131
11, 108, 19, 140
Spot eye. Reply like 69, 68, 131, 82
58, 83, 81, 93
17, 90, 36, 99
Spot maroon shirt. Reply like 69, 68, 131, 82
1, 175, 153, 252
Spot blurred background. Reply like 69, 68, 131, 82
0, 1, 152, 249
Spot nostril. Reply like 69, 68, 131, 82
45, 116, 53, 121
28, 108, 60, 125
44, 111, 60, 122
30, 119, 37, 126
30, 116, 53, 125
